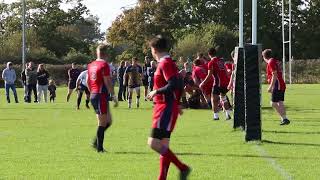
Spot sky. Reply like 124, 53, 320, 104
2, 0, 138, 32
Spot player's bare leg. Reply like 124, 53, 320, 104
203, 93, 212, 109
148, 137, 191, 180
128, 88, 133, 108
144, 85, 148, 101
211, 94, 220, 120
66, 89, 73, 102
136, 87, 141, 108
271, 101, 290, 125
220, 94, 232, 120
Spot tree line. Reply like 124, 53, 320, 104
1, 0, 319, 65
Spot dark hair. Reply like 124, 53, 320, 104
149, 35, 168, 53
132, 57, 138, 61
193, 59, 202, 66
97, 44, 109, 55
262, 49, 272, 59
197, 52, 204, 58
208, 48, 217, 57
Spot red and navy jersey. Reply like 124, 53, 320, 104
192, 65, 213, 86
267, 58, 286, 91
68, 68, 81, 81
153, 56, 181, 103
87, 60, 110, 94
208, 57, 229, 88
225, 62, 234, 80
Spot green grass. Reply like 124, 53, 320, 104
0, 84, 319, 180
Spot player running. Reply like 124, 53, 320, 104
66, 63, 81, 102
200, 48, 232, 120
147, 35, 191, 180
87, 44, 118, 153
262, 49, 290, 125
192, 59, 213, 108
123, 57, 143, 108
76, 67, 90, 110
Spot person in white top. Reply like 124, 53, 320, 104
76, 68, 90, 110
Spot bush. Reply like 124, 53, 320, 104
63, 49, 93, 64
173, 24, 238, 60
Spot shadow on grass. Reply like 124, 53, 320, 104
263, 130, 320, 135
262, 140, 320, 147
112, 151, 319, 160
0, 118, 26, 121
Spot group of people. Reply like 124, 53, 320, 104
1, 61, 56, 103
0, 34, 291, 179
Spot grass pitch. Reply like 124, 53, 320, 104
0, 84, 319, 180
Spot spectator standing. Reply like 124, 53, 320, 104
25, 62, 38, 103
143, 56, 151, 101
2, 62, 18, 103
147, 60, 157, 91
48, 80, 57, 103
21, 63, 28, 102
37, 64, 50, 103
117, 60, 126, 101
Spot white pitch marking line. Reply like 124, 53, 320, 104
253, 145, 293, 180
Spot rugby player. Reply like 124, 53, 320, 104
87, 44, 118, 152
76, 67, 90, 110
147, 35, 191, 180
262, 49, 290, 125
192, 59, 213, 108
200, 48, 232, 120
124, 57, 143, 108
66, 63, 81, 102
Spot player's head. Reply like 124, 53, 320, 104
132, 57, 138, 65
37, 64, 44, 71
262, 49, 272, 62
125, 60, 130, 67
149, 35, 169, 61
7, 62, 13, 69
193, 59, 203, 66
151, 60, 157, 68
96, 44, 109, 60
144, 56, 150, 64
120, 60, 125, 66
28, 61, 34, 68
71, 63, 76, 69
208, 47, 217, 58
83, 64, 87, 69
49, 79, 55, 85
197, 52, 204, 59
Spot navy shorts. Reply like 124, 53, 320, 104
79, 84, 90, 94
212, 85, 229, 95
272, 90, 285, 102
90, 93, 109, 114
68, 81, 76, 90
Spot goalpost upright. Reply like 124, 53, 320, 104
282, 0, 292, 84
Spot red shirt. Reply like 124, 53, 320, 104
267, 58, 286, 91
208, 57, 229, 88
87, 60, 110, 94
153, 56, 181, 103
192, 65, 213, 86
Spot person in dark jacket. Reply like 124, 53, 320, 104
147, 60, 157, 91
25, 62, 38, 103
48, 80, 57, 103
117, 60, 126, 101
142, 56, 151, 101
21, 63, 28, 102
37, 64, 50, 103
66, 63, 81, 102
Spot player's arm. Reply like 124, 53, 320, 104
200, 69, 213, 88
268, 70, 277, 93
227, 71, 235, 90
103, 76, 118, 107
86, 75, 91, 92
155, 76, 180, 95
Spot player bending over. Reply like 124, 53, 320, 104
76, 67, 90, 110
262, 49, 290, 125
87, 44, 118, 152
200, 48, 232, 120
147, 35, 191, 180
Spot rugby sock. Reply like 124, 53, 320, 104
158, 155, 170, 180
96, 126, 105, 151
160, 146, 188, 171
77, 97, 81, 108
85, 100, 90, 108
207, 101, 212, 108
214, 113, 219, 119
